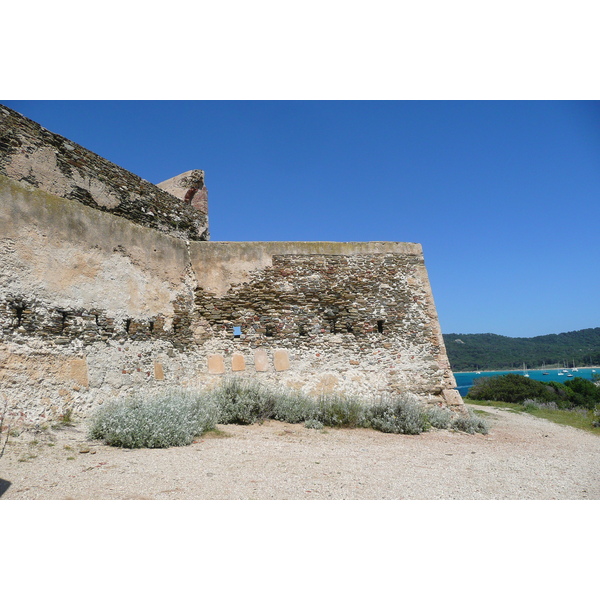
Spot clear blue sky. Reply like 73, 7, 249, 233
3, 100, 599, 338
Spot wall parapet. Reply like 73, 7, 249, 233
0, 104, 209, 241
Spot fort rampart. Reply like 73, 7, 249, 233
0, 105, 462, 422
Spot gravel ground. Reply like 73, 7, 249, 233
1, 406, 598, 500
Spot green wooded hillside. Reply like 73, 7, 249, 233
443, 327, 600, 372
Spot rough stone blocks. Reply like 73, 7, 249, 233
442, 388, 464, 406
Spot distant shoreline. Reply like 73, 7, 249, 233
454, 366, 600, 374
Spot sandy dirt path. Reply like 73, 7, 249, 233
1, 406, 598, 500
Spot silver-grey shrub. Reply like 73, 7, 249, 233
426, 405, 454, 429
523, 399, 559, 410
365, 395, 428, 435
451, 408, 489, 435
0, 393, 10, 459
309, 393, 368, 428
211, 378, 276, 425
88, 387, 219, 448
272, 388, 315, 424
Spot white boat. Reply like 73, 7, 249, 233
523, 362, 529, 377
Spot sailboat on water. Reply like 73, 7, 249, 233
558, 360, 567, 376
523, 362, 530, 378
564, 360, 574, 377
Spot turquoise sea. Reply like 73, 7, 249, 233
454, 367, 599, 397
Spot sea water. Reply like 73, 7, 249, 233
453, 367, 599, 397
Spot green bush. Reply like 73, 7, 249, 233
211, 378, 276, 425
542, 381, 577, 408
365, 395, 429, 435
467, 374, 600, 409
563, 377, 600, 409
467, 374, 568, 406
88, 387, 219, 448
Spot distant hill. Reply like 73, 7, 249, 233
442, 328, 600, 372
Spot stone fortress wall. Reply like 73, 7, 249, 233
0, 105, 462, 423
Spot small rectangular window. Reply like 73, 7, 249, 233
377, 320, 384, 334
233, 326, 242, 338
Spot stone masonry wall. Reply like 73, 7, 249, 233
0, 174, 461, 422
189, 242, 459, 402
0, 174, 197, 421
0, 104, 209, 241
0, 106, 462, 423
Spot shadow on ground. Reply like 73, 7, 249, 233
0, 479, 12, 498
